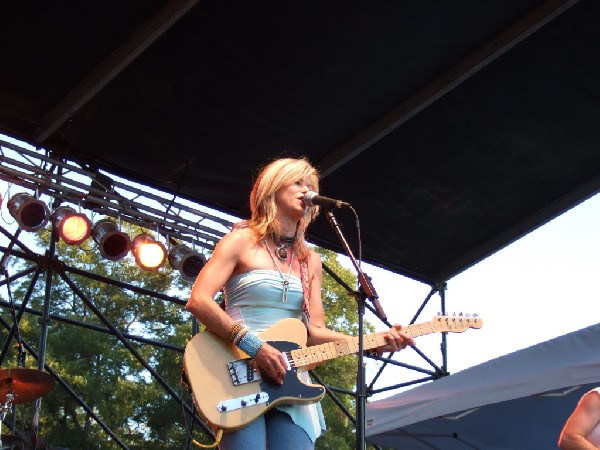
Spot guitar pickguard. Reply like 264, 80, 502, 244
257, 340, 325, 406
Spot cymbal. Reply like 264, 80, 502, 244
0, 368, 54, 404
1, 434, 25, 446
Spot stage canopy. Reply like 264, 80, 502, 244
1, 0, 600, 285
365, 322, 600, 449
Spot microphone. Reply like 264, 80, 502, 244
303, 191, 351, 209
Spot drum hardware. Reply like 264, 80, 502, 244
0, 368, 55, 448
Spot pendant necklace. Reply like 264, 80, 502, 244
274, 235, 296, 262
264, 239, 295, 303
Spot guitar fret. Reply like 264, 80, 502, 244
334, 340, 346, 356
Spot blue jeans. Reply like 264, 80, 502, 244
219, 409, 313, 450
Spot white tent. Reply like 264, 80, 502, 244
365, 322, 600, 449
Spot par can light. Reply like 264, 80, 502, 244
132, 234, 167, 271
53, 206, 92, 245
92, 219, 131, 261
7, 193, 50, 232
168, 244, 206, 282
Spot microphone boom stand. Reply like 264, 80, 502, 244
324, 209, 387, 450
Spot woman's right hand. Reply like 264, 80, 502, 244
253, 343, 288, 385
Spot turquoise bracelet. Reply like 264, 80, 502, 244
237, 331, 265, 358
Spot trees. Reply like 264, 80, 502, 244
3, 225, 192, 449
2, 230, 373, 448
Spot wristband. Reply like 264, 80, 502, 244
237, 331, 265, 358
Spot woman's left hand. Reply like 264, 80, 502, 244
376, 324, 415, 356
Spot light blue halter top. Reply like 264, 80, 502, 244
223, 269, 326, 442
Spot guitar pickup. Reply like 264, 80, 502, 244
217, 392, 269, 412
228, 358, 261, 386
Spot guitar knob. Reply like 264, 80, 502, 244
219, 405, 228, 411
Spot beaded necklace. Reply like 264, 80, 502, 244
264, 239, 295, 303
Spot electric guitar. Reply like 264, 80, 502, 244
183, 314, 482, 430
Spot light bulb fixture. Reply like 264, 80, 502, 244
92, 219, 131, 261
7, 193, 50, 232
53, 206, 92, 245
131, 234, 167, 271
168, 244, 206, 282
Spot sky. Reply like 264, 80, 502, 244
1, 133, 598, 401
359, 191, 600, 399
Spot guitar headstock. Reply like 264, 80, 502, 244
431, 313, 483, 333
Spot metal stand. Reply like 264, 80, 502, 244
324, 209, 387, 450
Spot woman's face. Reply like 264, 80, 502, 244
274, 175, 316, 221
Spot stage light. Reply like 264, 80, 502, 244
7, 193, 50, 232
132, 234, 167, 271
53, 206, 92, 245
92, 219, 131, 261
168, 244, 206, 282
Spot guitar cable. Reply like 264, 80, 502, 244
191, 429, 223, 449
180, 371, 224, 448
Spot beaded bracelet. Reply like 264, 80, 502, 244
237, 331, 265, 358
232, 326, 249, 346
226, 323, 244, 343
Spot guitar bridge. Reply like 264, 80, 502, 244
227, 358, 261, 386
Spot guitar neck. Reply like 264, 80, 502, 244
290, 320, 436, 369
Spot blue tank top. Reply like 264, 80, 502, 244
223, 270, 326, 442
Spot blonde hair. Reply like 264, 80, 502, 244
235, 157, 320, 260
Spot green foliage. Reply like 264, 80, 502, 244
3, 224, 194, 449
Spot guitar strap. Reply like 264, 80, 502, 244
299, 259, 311, 333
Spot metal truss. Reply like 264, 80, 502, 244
0, 138, 233, 251
0, 140, 451, 449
